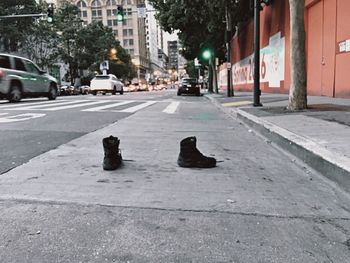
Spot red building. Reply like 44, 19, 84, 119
219, 0, 350, 98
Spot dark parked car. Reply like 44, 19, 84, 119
177, 78, 200, 96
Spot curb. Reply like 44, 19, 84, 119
206, 95, 350, 193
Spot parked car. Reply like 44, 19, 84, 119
90, 74, 123, 95
0, 53, 58, 102
79, 85, 90, 95
59, 85, 74, 96
177, 78, 200, 96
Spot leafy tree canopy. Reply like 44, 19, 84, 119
0, 0, 40, 51
148, 0, 251, 62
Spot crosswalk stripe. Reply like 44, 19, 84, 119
81, 100, 135, 112
163, 101, 180, 114
0, 99, 68, 109
120, 101, 157, 113
45, 100, 111, 111
8, 100, 89, 110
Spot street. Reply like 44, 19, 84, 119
0, 90, 350, 262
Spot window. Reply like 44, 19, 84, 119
107, 10, 112, 16
24, 61, 40, 74
91, 0, 102, 17
91, 0, 101, 7
80, 11, 87, 17
123, 29, 128, 36
113, 19, 119, 26
14, 58, 26, 71
128, 29, 133, 35
108, 20, 113, 26
113, 29, 118, 36
0, 55, 11, 69
129, 39, 134, 46
106, 0, 117, 6
123, 39, 128, 46
126, 8, 132, 16
77, 0, 87, 8
129, 49, 134, 56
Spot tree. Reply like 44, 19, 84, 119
53, 1, 134, 84
0, 0, 40, 52
21, 20, 59, 70
288, 0, 307, 110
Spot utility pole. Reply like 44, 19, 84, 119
226, 2, 233, 97
253, 0, 262, 106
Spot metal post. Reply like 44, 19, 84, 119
253, 0, 262, 106
226, 3, 233, 97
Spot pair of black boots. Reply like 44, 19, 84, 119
102, 135, 216, 170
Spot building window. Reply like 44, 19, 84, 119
113, 19, 119, 26
106, 0, 117, 6
113, 29, 118, 36
126, 8, 132, 16
123, 29, 128, 36
92, 9, 102, 17
91, 0, 102, 17
123, 39, 128, 46
129, 49, 134, 56
128, 29, 133, 35
129, 39, 134, 46
108, 20, 113, 26
77, 0, 87, 8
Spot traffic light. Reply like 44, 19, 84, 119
202, 49, 212, 60
116, 5, 124, 22
47, 4, 54, 23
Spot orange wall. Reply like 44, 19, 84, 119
231, 0, 290, 94
231, 0, 350, 98
334, 0, 350, 97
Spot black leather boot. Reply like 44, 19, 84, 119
102, 135, 122, 170
177, 136, 216, 168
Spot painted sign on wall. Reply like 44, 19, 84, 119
232, 32, 285, 88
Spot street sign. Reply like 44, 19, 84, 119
137, 7, 146, 18
100, 60, 109, 71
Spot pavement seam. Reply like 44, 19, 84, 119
1, 198, 350, 222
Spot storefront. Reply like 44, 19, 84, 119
219, 0, 350, 98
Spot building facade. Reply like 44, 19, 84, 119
219, 0, 350, 98
62, 0, 150, 80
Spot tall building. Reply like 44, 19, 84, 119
167, 40, 178, 70
58, 0, 149, 80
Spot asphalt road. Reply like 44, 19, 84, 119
0, 90, 175, 174
0, 89, 350, 262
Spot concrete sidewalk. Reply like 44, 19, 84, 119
206, 91, 350, 192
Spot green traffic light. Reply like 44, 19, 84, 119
47, 17, 53, 23
116, 14, 123, 21
203, 50, 211, 60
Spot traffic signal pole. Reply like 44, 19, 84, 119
226, 3, 233, 97
253, 0, 263, 106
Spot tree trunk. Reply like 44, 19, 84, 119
288, 0, 307, 110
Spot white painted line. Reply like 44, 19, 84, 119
7, 100, 87, 110
0, 99, 68, 109
163, 101, 180, 114
45, 100, 111, 111
0, 113, 46, 123
0, 113, 9, 116
82, 100, 135, 112
120, 101, 157, 113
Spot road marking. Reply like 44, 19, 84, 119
82, 100, 135, 112
0, 99, 68, 109
6, 100, 87, 110
222, 100, 252, 107
45, 100, 111, 111
0, 113, 9, 116
120, 101, 157, 113
163, 101, 180, 114
0, 113, 46, 123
